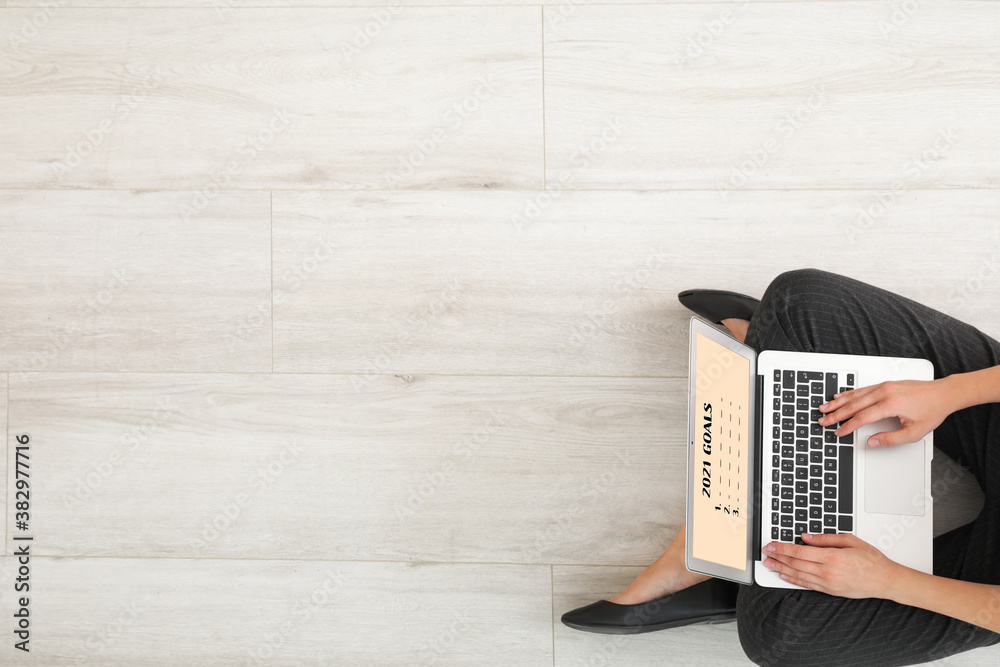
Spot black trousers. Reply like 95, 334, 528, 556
736, 269, 1000, 667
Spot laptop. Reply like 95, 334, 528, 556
684, 315, 934, 588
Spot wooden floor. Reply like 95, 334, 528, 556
2, 0, 999, 664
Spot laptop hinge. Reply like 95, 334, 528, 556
752, 373, 764, 559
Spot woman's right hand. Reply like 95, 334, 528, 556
817, 378, 955, 448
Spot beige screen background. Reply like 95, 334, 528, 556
692, 332, 751, 570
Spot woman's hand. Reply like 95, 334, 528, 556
762, 533, 905, 598
817, 378, 954, 447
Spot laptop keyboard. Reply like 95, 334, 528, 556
769, 369, 856, 545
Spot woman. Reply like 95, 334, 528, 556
562, 268, 1000, 666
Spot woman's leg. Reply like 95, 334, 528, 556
738, 268, 1000, 666
744, 268, 1000, 495
610, 522, 710, 604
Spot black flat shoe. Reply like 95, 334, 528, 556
560, 578, 739, 635
678, 289, 759, 325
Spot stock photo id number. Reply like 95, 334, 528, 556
11, 433, 33, 654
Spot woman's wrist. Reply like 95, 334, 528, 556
937, 372, 978, 414
883, 561, 922, 604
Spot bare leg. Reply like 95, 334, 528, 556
609, 522, 709, 604
609, 317, 751, 604
721, 317, 749, 344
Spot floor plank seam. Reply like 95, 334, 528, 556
270, 189, 275, 374
0, 1, 946, 8
541, 3, 546, 191
7, 554, 653, 567
3, 373, 7, 556
0, 369, 690, 380
0, 187, 998, 193
550, 563, 556, 667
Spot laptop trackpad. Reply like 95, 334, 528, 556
865, 425, 925, 517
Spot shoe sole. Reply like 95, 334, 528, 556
562, 612, 736, 635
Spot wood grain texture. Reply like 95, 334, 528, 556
1, 0, 997, 661
273, 189, 1000, 377
0, 557, 552, 666
544, 1, 1000, 189
0, 8, 542, 189
0, 191, 271, 372
6, 369, 983, 564
8, 372, 684, 565
4, 0, 868, 6
1, 374, 5, 548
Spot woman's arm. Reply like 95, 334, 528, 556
764, 533, 1000, 634
818, 362, 1000, 448
819, 366, 1000, 447
940, 364, 1000, 412
818, 378, 955, 448
889, 564, 1000, 634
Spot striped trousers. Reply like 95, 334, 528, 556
736, 268, 1000, 666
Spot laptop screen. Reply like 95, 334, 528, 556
691, 332, 752, 571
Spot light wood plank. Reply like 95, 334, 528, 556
554, 565, 1000, 665
0, 557, 551, 665
545, 1, 1000, 189
1, 374, 5, 548
5, 369, 984, 564
3, 0, 912, 6
0, 8, 542, 189
0, 191, 271, 372
3, 0, 864, 6
273, 189, 1000, 377
8, 372, 682, 565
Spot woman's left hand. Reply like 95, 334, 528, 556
762, 532, 905, 598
